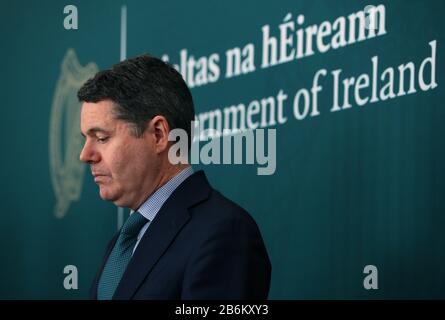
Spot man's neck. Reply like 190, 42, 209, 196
157, 164, 190, 188
131, 164, 191, 211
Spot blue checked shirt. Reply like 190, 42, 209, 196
130, 166, 194, 254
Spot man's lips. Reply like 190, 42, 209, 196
92, 173, 109, 183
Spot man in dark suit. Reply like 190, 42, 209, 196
77, 54, 271, 299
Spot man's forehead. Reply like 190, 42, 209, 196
80, 100, 117, 133
81, 100, 115, 117
81, 126, 113, 137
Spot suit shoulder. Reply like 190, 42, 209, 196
189, 188, 260, 231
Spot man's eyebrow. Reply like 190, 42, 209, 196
81, 127, 112, 137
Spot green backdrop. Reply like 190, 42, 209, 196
1, 0, 444, 299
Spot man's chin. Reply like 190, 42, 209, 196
99, 188, 118, 202
99, 188, 129, 207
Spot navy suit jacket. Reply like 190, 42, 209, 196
90, 170, 271, 299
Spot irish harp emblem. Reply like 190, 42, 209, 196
49, 49, 98, 218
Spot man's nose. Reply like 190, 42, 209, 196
79, 141, 100, 164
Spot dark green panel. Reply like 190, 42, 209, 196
1, 0, 444, 299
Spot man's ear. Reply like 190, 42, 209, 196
148, 115, 170, 154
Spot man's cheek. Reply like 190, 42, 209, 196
106, 152, 124, 178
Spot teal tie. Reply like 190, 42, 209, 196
97, 211, 148, 300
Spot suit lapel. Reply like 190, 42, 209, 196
112, 170, 211, 299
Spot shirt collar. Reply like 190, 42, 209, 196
130, 166, 194, 222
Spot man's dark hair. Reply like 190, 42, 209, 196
77, 54, 195, 139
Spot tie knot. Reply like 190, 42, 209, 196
121, 212, 148, 236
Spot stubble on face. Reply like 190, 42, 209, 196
81, 101, 161, 209
81, 100, 190, 210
